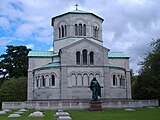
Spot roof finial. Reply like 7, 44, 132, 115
75, 3, 78, 10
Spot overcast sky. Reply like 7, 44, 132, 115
0, 0, 160, 74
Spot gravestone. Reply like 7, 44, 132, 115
3, 109, 11, 112
28, 111, 44, 117
55, 112, 70, 117
0, 111, 6, 114
19, 108, 27, 112
58, 116, 72, 120
124, 108, 135, 111
8, 113, 21, 117
14, 111, 24, 114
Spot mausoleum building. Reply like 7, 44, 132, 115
27, 8, 131, 101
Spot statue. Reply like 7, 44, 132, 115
89, 77, 101, 101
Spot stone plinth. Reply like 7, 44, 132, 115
89, 101, 102, 111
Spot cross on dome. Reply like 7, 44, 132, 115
75, 4, 78, 10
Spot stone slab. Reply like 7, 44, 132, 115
28, 111, 44, 117
14, 111, 24, 114
55, 112, 70, 117
124, 108, 135, 111
0, 111, 6, 114
19, 108, 28, 112
58, 116, 72, 120
8, 114, 21, 117
3, 109, 11, 112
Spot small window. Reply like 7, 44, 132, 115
82, 49, 87, 65
58, 27, 61, 38
75, 24, 78, 36
65, 25, 67, 37
113, 74, 117, 86
79, 24, 82, 36
96, 28, 99, 38
61, 26, 64, 37
42, 75, 45, 87
83, 24, 86, 36
90, 51, 94, 65
76, 51, 81, 65
36, 77, 39, 88
51, 75, 55, 86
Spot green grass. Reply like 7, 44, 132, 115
0, 108, 160, 120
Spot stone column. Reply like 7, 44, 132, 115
126, 70, 132, 99
27, 69, 34, 100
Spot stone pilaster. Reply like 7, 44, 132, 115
103, 67, 111, 98
60, 66, 68, 99
27, 69, 34, 100
126, 70, 132, 99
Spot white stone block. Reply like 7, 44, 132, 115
58, 109, 64, 112
28, 111, 44, 117
0, 111, 6, 114
55, 112, 69, 117
147, 107, 155, 108
8, 114, 21, 117
3, 109, 11, 112
124, 108, 135, 111
58, 116, 72, 120
19, 108, 28, 112
14, 111, 24, 114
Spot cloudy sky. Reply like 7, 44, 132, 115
0, 0, 160, 74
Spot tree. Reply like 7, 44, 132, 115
0, 77, 27, 101
0, 45, 31, 78
133, 38, 160, 101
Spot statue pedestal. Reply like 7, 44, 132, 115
89, 101, 103, 111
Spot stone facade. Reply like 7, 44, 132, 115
27, 9, 132, 101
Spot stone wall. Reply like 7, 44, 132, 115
2, 100, 158, 110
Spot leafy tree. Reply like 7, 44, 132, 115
133, 38, 160, 101
0, 77, 27, 101
0, 45, 31, 78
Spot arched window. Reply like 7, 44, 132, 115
82, 49, 87, 65
83, 24, 86, 36
45, 75, 49, 87
96, 28, 99, 38
58, 27, 61, 38
77, 74, 82, 86
93, 26, 95, 37
75, 24, 78, 36
79, 23, 82, 36
113, 74, 117, 86
65, 25, 67, 37
71, 74, 76, 86
76, 51, 81, 65
90, 51, 94, 65
51, 75, 55, 86
83, 74, 88, 86
120, 75, 122, 86
42, 75, 45, 87
36, 77, 39, 88
61, 26, 64, 37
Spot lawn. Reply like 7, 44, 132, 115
0, 108, 160, 120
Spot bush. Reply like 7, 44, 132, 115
0, 77, 27, 101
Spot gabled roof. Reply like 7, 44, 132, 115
51, 9, 104, 26
60, 38, 109, 51
28, 50, 58, 57
108, 52, 129, 58
42, 62, 60, 68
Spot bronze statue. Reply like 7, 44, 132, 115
89, 77, 101, 101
